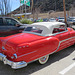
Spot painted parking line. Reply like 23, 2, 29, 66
59, 62, 75, 75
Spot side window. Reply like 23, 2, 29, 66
0, 18, 3, 26
52, 25, 66, 34
6, 18, 18, 26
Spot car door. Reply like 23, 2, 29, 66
67, 28, 75, 45
0, 18, 10, 36
0, 18, 4, 36
5, 18, 21, 34
52, 25, 70, 52
58, 30, 70, 51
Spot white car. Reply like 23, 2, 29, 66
49, 18, 56, 22
67, 17, 75, 24
57, 17, 65, 22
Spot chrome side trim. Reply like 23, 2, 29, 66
23, 31, 43, 36
18, 50, 37, 58
60, 36, 75, 43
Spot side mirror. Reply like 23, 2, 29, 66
15, 23, 21, 27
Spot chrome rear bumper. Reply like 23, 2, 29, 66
0, 53, 27, 69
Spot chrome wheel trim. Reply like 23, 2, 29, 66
38, 55, 49, 64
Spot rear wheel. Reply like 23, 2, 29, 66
38, 55, 49, 64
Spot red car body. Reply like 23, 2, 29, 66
0, 22, 75, 69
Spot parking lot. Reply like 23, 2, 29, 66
0, 45, 74, 75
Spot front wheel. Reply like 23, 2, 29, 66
38, 55, 49, 64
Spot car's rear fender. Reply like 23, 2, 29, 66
15, 37, 59, 62
30, 37, 59, 57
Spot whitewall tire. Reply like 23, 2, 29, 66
38, 55, 49, 64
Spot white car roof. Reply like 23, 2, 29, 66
26, 22, 66, 36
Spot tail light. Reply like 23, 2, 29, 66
11, 54, 17, 59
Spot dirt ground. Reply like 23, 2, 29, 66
30, 9, 75, 19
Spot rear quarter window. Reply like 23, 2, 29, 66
52, 25, 66, 34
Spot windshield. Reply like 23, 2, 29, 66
24, 26, 43, 34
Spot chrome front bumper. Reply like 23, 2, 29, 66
0, 53, 27, 69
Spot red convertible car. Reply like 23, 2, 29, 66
0, 22, 75, 69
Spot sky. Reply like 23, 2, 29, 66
0, 0, 27, 14
11, 0, 26, 11
11, 0, 20, 11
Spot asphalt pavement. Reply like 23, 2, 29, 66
0, 45, 75, 75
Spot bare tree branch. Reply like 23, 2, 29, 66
0, 0, 11, 16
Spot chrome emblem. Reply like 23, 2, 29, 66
2, 46, 6, 50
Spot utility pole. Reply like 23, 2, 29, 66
72, 5, 73, 17
31, 0, 33, 12
25, 1, 27, 18
63, 0, 67, 25
31, 0, 34, 21
20, 0, 21, 14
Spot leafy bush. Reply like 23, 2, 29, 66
20, 19, 33, 24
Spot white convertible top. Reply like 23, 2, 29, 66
25, 22, 66, 36
31, 22, 65, 27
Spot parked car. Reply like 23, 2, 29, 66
0, 22, 75, 69
57, 17, 65, 22
67, 17, 75, 29
43, 18, 48, 22
49, 18, 56, 22
0, 17, 27, 37
67, 17, 75, 24
36, 18, 43, 22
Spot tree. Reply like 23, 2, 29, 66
34, 0, 75, 12
0, 0, 11, 16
